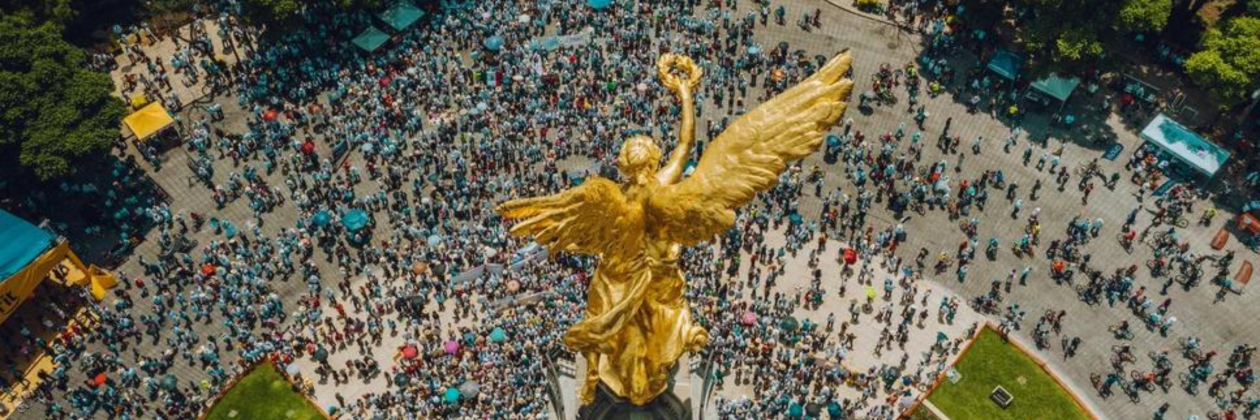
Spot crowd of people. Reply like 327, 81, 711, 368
1, 0, 1257, 420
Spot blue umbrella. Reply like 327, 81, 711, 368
826, 134, 841, 147
312, 211, 331, 227
427, 234, 442, 247
747, 45, 761, 55
789, 213, 803, 225
343, 209, 370, 232
444, 387, 460, 404
587, 0, 612, 9
484, 35, 505, 51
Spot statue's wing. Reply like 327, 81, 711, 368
498, 177, 639, 255
650, 52, 853, 245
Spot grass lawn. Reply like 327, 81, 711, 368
203, 364, 326, 420
907, 407, 943, 420
927, 328, 1092, 420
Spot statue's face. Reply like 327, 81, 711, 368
617, 136, 662, 184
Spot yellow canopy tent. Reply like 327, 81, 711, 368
0, 210, 114, 326
123, 102, 175, 141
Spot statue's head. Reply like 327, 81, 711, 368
617, 135, 662, 185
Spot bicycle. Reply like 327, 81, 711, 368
1075, 284, 1099, 305
1181, 371, 1202, 394
1110, 324, 1134, 340
1113, 353, 1137, 369
1131, 370, 1157, 392
1149, 351, 1173, 371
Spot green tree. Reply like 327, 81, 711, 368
0, 0, 74, 26
0, 15, 125, 180
242, 0, 301, 27
1011, 0, 1171, 73
1185, 16, 1260, 102
1118, 0, 1174, 33
243, 0, 382, 28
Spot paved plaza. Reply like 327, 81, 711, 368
3, 1, 1257, 420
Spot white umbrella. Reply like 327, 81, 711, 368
518, 14, 531, 23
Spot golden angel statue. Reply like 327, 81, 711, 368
498, 51, 854, 405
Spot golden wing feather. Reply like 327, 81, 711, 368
497, 177, 640, 255
650, 51, 855, 245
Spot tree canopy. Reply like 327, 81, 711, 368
1013, 0, 1171, 71
1185, 16, 1260, 103
0, 15, 125, 180
0, 0, 75, 26
243, 0, 382, 27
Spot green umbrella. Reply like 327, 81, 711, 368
161, 374, 179, 391
393, 374, 409, 387
444, 387, 460, 404
489, 327, 507, 343
780, 316, 799, 331
313, 347, 329, 362
788, 401, 804, 418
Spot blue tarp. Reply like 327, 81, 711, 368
352, 26, 391, 52
986, 50, 1022, 80
1140, 113, 1231, 177
1031, 74, 1081, 103
0, 210, 55, 281
378, 1, 424, 31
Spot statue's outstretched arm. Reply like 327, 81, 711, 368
656, 54, 702, 186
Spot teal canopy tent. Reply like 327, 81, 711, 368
1140, 113, 1231, 178
353, 26, 391, 52
986, 49, 1022, 81
1030, 74, 1081, 103
0, 210, 55, 280
378, 1, 424, 31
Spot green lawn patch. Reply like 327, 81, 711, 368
203, 364, 326, 420
907, 407, 943, 420
927, 328, 1091, 420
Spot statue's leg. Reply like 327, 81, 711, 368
580, 351, 600, 405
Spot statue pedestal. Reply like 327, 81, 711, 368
557, 355, 697, 420
576, 381, 692, 420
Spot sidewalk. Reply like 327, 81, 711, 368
109, 19, 245, 118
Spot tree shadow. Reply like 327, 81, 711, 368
0, 153, 167, 268
909, 33, 1126, 152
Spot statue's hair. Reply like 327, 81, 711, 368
618, 135, 662, 180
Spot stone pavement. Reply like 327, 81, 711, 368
109, 18, 245, 115
708, 229, 987, 416
16, 2, 1256, 420
759, 2, 1259, 420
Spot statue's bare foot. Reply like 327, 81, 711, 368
686, 325, 710, 352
